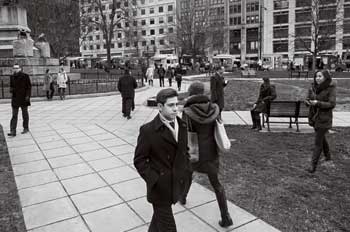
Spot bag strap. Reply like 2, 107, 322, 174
185, 113, 193, 132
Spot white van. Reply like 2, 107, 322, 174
212, 54, 240, 71
152, 54, 179, 69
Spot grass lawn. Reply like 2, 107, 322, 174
195, 126, 350, 232
0, 125, 26, 232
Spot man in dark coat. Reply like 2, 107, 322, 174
117, 69, 137, 119
210, 66, 228, 112
134, 88, 191, 232
8, 64, 31, 137
157, 64, 166, 87
250, 76, 277, 130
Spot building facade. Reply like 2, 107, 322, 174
80, 0, 177, 59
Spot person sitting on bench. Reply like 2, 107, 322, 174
250, 76, 277, 130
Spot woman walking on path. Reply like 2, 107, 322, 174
146, 65, 154, 86
175, 65, 182, 91
305, 70, 336, 173
181, 82, 233, 228
43, 69, 54, 100
57, 67, 68, 100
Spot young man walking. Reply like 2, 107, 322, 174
117, 69, 137, 119
134, 88, 191, 232
8, 64, 32, 137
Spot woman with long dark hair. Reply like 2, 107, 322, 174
305, 70, 336, 173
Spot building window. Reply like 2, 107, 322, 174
118, 43, 122, 48
133, 31, 137, 36
274, 0, 289, 10
125, 42, 130, 47
230, 29, 241, 54
296, 0, 311, 8
159, 39, 165, 45
134, 42, 138, 47
295, 9, 311, 22
141, 9, 146, 15
273, 26, 288, 38
159, 6, 164, 13
117, 33, 122, 39
142, 30, 146, 36
141, 20, 146, 25
151, 40, 155, 45
141, 0, 145, 4
150, 18, 155, 24
246, 28, 258, 53
319, 22, 336, 35
344, 20, 350, 33
295, 24, 311, 37
273, 40, 288, 52
343, 36, 350, 49
274, 11, 288, 24
159, 17, 164, 24
295, 39, 311, 51
133, 21, 137, 27
168, 16, 174, 23
96, 35, 100, 40
110, 43, 115, 48
246, 2, 259, 12
150, 8, 154, 14
168, 27, 174, 33
150, 29, 155, 35
319, 38, 336, 51
142, 41, 147, 46
133, 10, 137, 16
89, 45, 93, 50
159, 28, 164, 34
320, 6, 336, 20
168, 5, 173, 11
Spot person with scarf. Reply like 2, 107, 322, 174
250, 76, 277, 130
305, 70, 336, 173
181, 82, 233, 228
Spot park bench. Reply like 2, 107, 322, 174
289, 70, 309, 80
262, 100, 309, 132
241, 69, 257, 78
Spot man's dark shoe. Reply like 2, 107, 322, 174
306, 167, 316, 173
179, 197, 186, 205
219, 215, 233, 228
21, 129, 29, 134
7, 132, 16, 137
127, 116, 132, 120
250, 126, 257, 130
325, 154, 331, 161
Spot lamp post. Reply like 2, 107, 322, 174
258, 0, 267, 62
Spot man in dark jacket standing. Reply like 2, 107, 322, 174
134, 88, 191, 232
210, 66, 228, 112
8, 64, 31, 137
117, 69, 137, 119
158, 64, 166, 87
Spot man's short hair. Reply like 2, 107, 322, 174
156, 88, 178, 105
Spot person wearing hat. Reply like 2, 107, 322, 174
305, 70, 336, 173
250, 76, 277, 130
8, 64, 32, 137
180, 81, 233, 228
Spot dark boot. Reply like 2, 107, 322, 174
250, 111, 257, 129
306, 165, 316, 173
216, 189, 233, 227
7, 131, 16, 137
256, 117, 262, 131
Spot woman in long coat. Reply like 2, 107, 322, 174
250, 76, 277, 130
181, 82, 233, 228
56, 67, 68, 100
305, 70, 336, 173
42, 69, 54, 100
145, 65, 154, 86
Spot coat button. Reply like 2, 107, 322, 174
167, 155, 171, 160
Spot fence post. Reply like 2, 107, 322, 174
36, 82, 39, 97
68, 80, 71, 95
96, 80, 98, 92
1, 80, 4, 98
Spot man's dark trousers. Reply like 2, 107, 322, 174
10, 106, 29, 133
148, 204, 176, 232
122, 97, 133, 116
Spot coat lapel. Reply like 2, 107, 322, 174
153, 114, 177, 146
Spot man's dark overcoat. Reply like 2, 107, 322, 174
134, 115, 192, 205
210, 73, 227, 110
117, 74, 137, 98
10, 71, 32, 107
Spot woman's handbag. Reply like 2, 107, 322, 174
186, 115, 199, 162
214, 119, 231, 153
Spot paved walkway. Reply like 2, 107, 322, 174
1, 80, 349, 232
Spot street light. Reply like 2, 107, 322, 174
258, 0, 267, 61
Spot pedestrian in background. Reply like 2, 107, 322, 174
8, 64, 31, 137
175, 65, 182, 91
158, 64, 166, 87
250, 76, 277, 131
118, 69, 137, 119
134, 88, 191, 232
57, 67, 68, 100
305, 70, 336, 173
181, 82, 233, 228
146, 65, 154, 86
165, 66, 174, 87
210, 66, 228, 113
43, 69, 54, 100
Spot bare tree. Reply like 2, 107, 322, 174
80, 0, 138, 68
20, 0, 80, 59
291, 0, 342, 71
